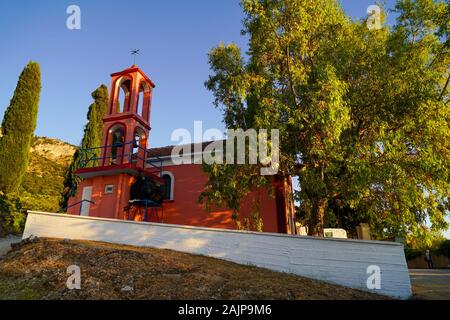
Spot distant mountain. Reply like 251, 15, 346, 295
18, 136, 76, 212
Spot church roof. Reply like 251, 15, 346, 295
111, 65, 156, 88
147, 140, 224, 158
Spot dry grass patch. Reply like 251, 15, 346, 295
0, 238, 389, 300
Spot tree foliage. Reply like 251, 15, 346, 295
203, 0, 449, 238
437, 239, 450, 258
0, 194, 25, 237
60, 85, 109, 209
0, 62, 41, 193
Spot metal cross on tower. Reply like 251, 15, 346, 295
131, 49, 140, 65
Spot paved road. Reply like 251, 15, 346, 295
410, 269, 450, 300
0, 235, 22, 258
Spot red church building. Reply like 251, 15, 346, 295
67, 66, 296, 234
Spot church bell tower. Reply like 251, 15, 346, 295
101, 65, 155, 168
67, 65, 163, 220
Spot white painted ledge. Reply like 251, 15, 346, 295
23, 211, 412, 299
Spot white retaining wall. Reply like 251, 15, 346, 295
23, 211, 412, 299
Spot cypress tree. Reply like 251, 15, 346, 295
0, 62, 41, 193
60, 85, 109, 209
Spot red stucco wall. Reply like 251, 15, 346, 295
68, 164, 283, 233
67, 173, 133, 220
156, 164, 280, 233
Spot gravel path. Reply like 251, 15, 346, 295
0, 235, 22, 258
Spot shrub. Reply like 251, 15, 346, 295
0, 194, 27, 237
404, 247, 423, 261
437, 240, 450, 258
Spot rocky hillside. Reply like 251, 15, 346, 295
18, 137, 76, 212
30, 137, 75, 165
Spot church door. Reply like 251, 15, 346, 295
80, 186, 93, 216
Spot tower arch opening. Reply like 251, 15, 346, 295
132, 126, 148, 168
115, 77, 132, 113
107, 123, 126, 165
133, 127, 147, 155
137, 81, 151, 120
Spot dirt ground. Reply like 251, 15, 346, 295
0, 238, 388, 300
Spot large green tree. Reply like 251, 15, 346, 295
60, 85, 109, 209
0, 62, 41, 193
202, 0, 449, 239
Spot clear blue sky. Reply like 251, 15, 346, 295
0, 1, 447, 237
0, 0, 398, 148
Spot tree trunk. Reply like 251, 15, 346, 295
308, 198, 327, 237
